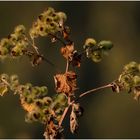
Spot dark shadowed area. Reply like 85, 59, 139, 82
0, 1, 140, 138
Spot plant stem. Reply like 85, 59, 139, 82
58, 96, 71, 127
65, 60, 69, 73
31, 38, 39, 54
49, 33, 66, 46
25, 35, 39, 54
58, 82, 113, 128
1, 79, 10, 87
78, 83, 113, 99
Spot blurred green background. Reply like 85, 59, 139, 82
0, 1, 140, 138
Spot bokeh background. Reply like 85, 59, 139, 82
0, 1, 140, 138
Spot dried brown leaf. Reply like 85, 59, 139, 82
30, 54, 43, 66
54, 71, 77, 95
61, 44, 81, 67
70, 107, 79, 134
44, 119, 63, 139
111, 81, 121, 93
60, 44, 74, 60
63, 30, 69, 39
73, 103, 84, 117
71, 51, 81, 67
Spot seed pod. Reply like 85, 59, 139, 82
46, 7, 55, 16
57, 12, 67, 22
10, 75, 18, 82
98, 40, 113, 50
14, 25, 26, 35
38, 14, 44, 21
91, 50, 102, 62
40, 86, 48, 93
0, 47, 9, 56
29, 28, 39, 38
84, 38, 96, 49
0, 73, 9, 81
9, 33, 18, 44
0, 85, 8, 96
11, 46, 22, 56
133, 76, 140, 86
45, 16, 53, 23
0, 38, 11, 49
124, 61, 139, 73
35, 99, 43, 108
43, 97, 52, 105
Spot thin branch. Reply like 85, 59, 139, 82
58, 105, 70, 127
58, 96, 71, 127
49, 33, 66, 46
78, 83, 113, 99
25, 35, 39, 54
58, 83, 113, 127
31, 38, 39, 54
1, 79, 10, 87
65, 60, 69, 73
25, 50, 62, 72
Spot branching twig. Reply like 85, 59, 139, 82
1, 79, 10, 87
49, 33, 66, 46
25, 35, 39, 54
58, 54, 71, 127
58, 82, 113, 128
65, 60, 69, 73
58, 96, 71, 127
78, 83, 113, 99
31, 38, 39, 54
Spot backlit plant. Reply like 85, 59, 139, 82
0, 7, 140, 139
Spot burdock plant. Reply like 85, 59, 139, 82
0, 7, 140, 139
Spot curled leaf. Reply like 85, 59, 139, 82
71, 51, 81, 67
73, 103, 84, 117
70, 107, 78, 134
